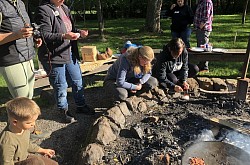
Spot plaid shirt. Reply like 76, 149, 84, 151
194, 0, 213, 31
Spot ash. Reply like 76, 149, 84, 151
102, 94, 250, 165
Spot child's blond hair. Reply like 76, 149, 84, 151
6, 97, 41, 121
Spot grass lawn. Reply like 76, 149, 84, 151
0, 14, 249, 103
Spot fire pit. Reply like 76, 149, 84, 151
181, 141, 250, 165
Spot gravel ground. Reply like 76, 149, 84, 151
0, 78, 112, 165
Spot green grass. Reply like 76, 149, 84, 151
0, 14, 249, 100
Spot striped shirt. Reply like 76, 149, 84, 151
194, 0, 213, 31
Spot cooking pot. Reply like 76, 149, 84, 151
181, 141, 250, 165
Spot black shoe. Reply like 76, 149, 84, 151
76, 104, 95, 115
64, 110, 77, 123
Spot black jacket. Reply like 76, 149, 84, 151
152, 44, 189, 88
167, 5, 194, 32
35, 1, 80, 64
0, 0, 35, 67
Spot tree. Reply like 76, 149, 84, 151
96, 0, 106, 41
242, 0, 249, 24
145, 0, 163, 33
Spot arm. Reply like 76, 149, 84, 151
0, 144, 15, 165
0, 28, 33, 45
200, 2, 213, 29
36, 148, 55, 158
179, 49, 189, 83
116, 57, 137, 90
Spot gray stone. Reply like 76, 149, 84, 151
187, 78, 199, 91
225, 79, 237, 91
211, 78, 228, 91
106, 106, 126, 128
196, 77, 213, 90
78, 143, 104, 165
125, 96, 142, 112
130, 124, 144, 139
118, 102, 131, 116
137, 101, 147, 112
91, 116, 117, 145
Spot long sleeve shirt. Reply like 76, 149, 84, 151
193, 0, 213, 31
105, 54, 151, 90
0, 126, 41, 165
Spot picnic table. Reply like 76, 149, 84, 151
153, 49, 247, 62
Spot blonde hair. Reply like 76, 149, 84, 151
6, 97, 41, 121
126, 46, 154, 74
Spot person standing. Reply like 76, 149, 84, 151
104, 46, 158, 102
35, 0, 95, 123
167, 0, 194, 48
152, 38, 199, 92
0, 0, 42, 99
193, 0, 213, 71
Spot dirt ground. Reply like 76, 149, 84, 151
1, 75, 250, 165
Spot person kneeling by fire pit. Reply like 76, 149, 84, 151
104, 46, 158, 103
152, 38, 199, 94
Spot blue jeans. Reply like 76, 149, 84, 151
171, 27, 192, 48
41, 53, 85, 110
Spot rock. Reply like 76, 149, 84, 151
91, 116, 117, 145
211, 78, 228, 91
196, 77, 213, 90
78, 143, 104, 165
130, 124, 144, 139
137, 101, 147, 112
106, 106, 126, 128
125, 96, 142, 112
117, 102, 131, 116
225, 79, 237, 91
187, 78, 199, 91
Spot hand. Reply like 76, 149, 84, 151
135, 84, 142, 91
174, 85, 183, 92
170, 4, 176, 10
34, 38, 42, 47
63, 32, 80, 40
17, 26, 33, 39
42, 149, 55, 158
183, 81, 189, 90
199, 22, 205, 29
80, 29, 88, 38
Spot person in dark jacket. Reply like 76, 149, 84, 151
35, 0, 94, 123
167, 0, 194, 48
152, 38, 199, 92
0, 0, 42, 99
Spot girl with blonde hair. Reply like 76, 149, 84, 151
104, 46, 158, 102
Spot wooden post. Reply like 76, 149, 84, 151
236, 35, 250, 101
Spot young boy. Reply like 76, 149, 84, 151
0, 97, 58, 165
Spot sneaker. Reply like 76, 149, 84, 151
64, 110, 77, 123
76, 104, 95, 115
30, 130, 52, 141
199, 68, 209, 73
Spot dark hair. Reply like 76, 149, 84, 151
168, 38, 185, 52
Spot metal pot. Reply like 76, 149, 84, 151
182, 141, 250, 165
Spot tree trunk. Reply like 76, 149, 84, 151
242, 0, 249, 24
145, 0, 162, 33
96, 0, 106, 41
